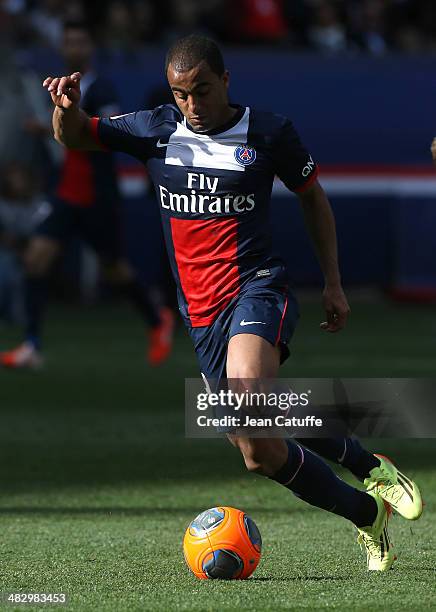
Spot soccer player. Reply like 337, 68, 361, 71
0, 21, 174, 369
39, 35, 422, 570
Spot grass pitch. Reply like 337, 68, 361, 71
0, 299, 435, 611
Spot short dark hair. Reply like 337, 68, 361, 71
165, 35, 225, 77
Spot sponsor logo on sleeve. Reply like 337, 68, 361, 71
302, 155, 315, 177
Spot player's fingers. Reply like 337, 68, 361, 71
320, 310, 346, 332
56, 76, 69, 96
47, 77, 60, 92
43, 76, 53, 87
331, 311, 347, 332
320, 320, 337, 332
321, 322, 339, 333
70, 71, 82, 82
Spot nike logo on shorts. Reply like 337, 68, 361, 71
240, 320, 266, 326
156, 139, 169, 148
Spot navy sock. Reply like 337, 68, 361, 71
270, 440, 378, 528
117, 278, 161, 328
24, 277, 46, 351
296, 438, 380, 481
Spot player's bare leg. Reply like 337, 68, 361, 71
0, 236, 60, 369
103, 259, 174, 366
226, 334, 287, 475
225, 333, 394, 570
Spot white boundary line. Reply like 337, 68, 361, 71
118, 170, 436, 198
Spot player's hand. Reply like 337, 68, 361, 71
431, 137, 436, 165
320, 285, 350, 333
43, 72, 82, 109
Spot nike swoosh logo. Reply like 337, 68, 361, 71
156, 139, 169, 148
240, 320, 267, 326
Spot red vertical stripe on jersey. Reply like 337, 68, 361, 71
170, 217, 240, 327
56, 149, 95, 206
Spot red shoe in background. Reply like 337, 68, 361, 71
147, 307, 175, 366
0, 342, 44, 370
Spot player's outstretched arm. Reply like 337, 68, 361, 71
431, 137, 436, 165
298, 180, 350, 333
43, 72, 101, 151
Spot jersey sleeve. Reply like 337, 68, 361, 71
272, 117, 318, 193
89, 111, 155, 159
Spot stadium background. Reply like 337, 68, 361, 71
0, 1, 435, 610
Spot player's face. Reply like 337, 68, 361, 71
62, 29, 94, 72
167, 61, 230, 133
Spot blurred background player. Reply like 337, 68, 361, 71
0, 162, 50, 325
0, 21, 174, 369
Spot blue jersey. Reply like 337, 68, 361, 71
90, 104, 318, 327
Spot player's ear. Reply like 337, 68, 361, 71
222, 70, 230, 89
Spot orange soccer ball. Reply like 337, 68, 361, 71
183, 506, 262, 580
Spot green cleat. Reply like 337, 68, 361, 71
364, 454, 423, 521
357, 491, 396, 571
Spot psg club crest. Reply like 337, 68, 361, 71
234, 144, 256, 166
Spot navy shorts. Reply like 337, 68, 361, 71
188, 264, 299, 387
36, 197, 122, 265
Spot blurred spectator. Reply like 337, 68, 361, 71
229, 0, 289, 44
307, 0, 348, 54
0, 44, 59, 172
387, 0, 436, 52
165, 0, 224, 42
29, 0, 86, 49
0, 0, 33, 47
30, 0, 63, 48
0, 162, 50, 323
283, 1, 313, 48
131, 0, 160, 43
2, 1, 436, 69
100, 0, 137, 54
347, 0, 388, 55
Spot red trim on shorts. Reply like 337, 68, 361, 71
275, 295, 288, 345
293, 166, 319, 193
